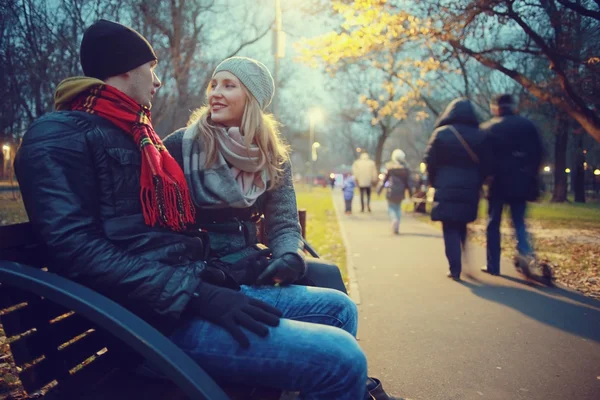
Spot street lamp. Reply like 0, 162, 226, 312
308, 108, 323, 189
312, 142, 321, 162
420, 162, 427, 174
543, 165, 551, 173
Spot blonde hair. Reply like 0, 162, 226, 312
188, 85, 290, 189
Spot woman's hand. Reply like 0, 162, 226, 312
256, 253, 306, 285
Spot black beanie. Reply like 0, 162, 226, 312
80, 19, 157, 81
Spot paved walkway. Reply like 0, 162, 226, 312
332, 195, 600, 400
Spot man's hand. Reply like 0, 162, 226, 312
187, 283, 282, 348
256, 253, 306, 285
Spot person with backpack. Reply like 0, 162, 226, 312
377, 149, 413, 234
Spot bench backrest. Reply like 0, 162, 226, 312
0, 222, 128, 398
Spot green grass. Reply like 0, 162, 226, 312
0, 192, 28, 225
472, 197, 600, 229
294, 185, 348, 287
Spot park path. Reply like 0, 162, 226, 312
332, 194, 600, 400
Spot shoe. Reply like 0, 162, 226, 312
446, 272, 461, 281
366, 377, 410, 400
368, 206, 372, 212
481, 267, 499, 276
514, 254, 534, 278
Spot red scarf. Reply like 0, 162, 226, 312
69, 84, 195, 231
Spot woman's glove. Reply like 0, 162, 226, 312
187, 282, 282, 348
257, 252, 306, 285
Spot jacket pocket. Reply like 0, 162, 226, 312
105, 148, 142, 213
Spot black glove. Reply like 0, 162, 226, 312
187, 282, 282, 348
257, 252, 306, 285
227, 247, 273, 285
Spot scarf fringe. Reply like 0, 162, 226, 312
139, 141, 195, 232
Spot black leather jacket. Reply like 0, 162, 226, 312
15, 111, 206, 331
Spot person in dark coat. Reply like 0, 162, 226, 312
423, 98, 490, 281
377, 149, 413, 234
481, 94, 543, 276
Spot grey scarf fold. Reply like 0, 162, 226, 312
182, 121, 268, 208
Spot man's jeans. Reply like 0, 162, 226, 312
388, 201, 401, 233
359, 187, 371, 211
486, 198, 533, 274
169, 285, 367, 399
442, 221, 467, 276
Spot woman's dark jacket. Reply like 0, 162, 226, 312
163, 129, 305, 261
423, 99, 490, 223
14, 111, 207, 332
380, 161, 413, 203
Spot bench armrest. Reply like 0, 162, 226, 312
302, 239, 320, 259
0, 261, 230, 400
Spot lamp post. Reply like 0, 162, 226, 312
308, 109, 323, 190
272, 0, 285, 119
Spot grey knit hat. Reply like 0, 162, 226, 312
213, 57, 274, 110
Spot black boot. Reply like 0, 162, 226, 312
366, 377, 411, 400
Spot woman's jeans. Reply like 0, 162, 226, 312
169, 285, 367, 399
387, 201, 401, 233
442, 221, 467, 276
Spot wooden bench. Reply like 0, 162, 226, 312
0, 212, 317, 400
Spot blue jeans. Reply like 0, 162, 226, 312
486, 198, 533, 274
169, 285, 367, 399
387, 201, 401, 233
442, 221, 467, 277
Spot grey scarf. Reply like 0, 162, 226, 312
182, 120, 268, 208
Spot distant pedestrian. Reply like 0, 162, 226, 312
481, 94, 543, 277
352, 151, 378, 212
329, 174, 336, 189
423, 98, 491, 281
377, 149, 413, 234
342, 173, 356, 214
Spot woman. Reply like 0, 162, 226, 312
163, 56, 347, 293
423, 98, 490, 281
377, 149, 413, 235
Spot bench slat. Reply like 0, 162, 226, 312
18, 346, 120, 396
9, 313, 97, 366
0, 294, 81, 337
0, 282, 40, 310
51, 350, 122, 399
57, 330, 110, 370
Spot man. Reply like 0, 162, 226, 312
15, 19, 403, 400
352, 151, 378, 212
481, 94, 543, 276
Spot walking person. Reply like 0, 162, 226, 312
481, 94, 543, 277
342, 173, 356, 214
377, 149, 413, 234
352, 151, 378, 212
423, 98, 490, 281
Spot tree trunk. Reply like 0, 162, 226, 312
551, 116, 568, 202
573, 134, 586, 203
374, 131, 388, 173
